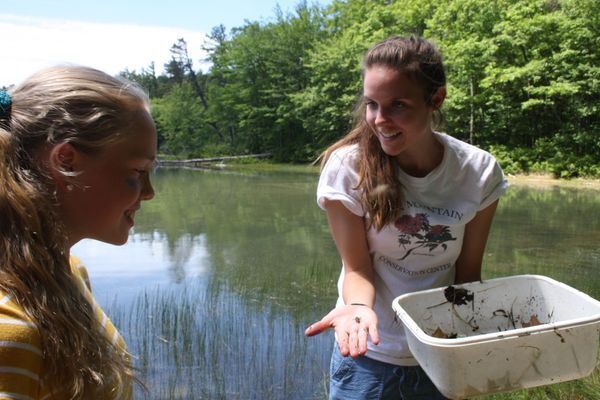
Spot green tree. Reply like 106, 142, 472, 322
136, 0, 599, 177
206, 2, 327, 160
425, 0, 505, 145
119, 62, 172, 98
482, 0, 600, 176
153, 83, 208, 156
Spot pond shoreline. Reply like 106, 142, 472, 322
98, 167, 599, 399
160, 158, 600, 190
212, 161, 600, 191
506, 173, 600, 190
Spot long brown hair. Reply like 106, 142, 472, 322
319, 35, 446, 230
0, 66, 149, 398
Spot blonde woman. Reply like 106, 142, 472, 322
0, 66, 156, 399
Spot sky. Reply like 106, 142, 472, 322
1, 0, 327, 87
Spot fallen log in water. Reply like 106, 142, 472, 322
157, 153, 272, 167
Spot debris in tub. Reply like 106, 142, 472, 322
426, 285, 476, 310
553, 329, 566, 343
493, 309, 511, 318
444, 285, 474, 306
431, 327, 458, 339
452, 306, 480, 332
422, 286, 479, 333
522, 314, 543, 328
493, 308, 517, 329
427, 287, 556, 337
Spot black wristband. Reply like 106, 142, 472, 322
350, 303, 369, 307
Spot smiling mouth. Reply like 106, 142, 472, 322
124, 209, 136, 222
379, 131, 401, 139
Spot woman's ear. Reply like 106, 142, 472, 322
431, 86, 447, 110
48, 143, 81, 190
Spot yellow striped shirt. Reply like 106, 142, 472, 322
0, 256, 132, 399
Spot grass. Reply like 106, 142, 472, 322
482, 364, 600, 399
108, 278, 332, 399
107, 279, 600, 400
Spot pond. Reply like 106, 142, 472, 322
72, 167, 600, 399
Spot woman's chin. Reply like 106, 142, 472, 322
378, 139, 404, 157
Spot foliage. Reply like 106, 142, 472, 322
122, 0, 600, 177
152, 83, 208, 157
204, 2, 328, 161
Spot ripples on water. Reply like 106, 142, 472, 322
72, 169, 600, 399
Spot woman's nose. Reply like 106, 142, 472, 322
140, 177, 155, 201
375, 108, 389, 125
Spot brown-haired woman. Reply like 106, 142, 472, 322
305, 36, 507, 399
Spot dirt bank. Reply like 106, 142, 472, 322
507, 174, 600, 190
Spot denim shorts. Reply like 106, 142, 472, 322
329, 344, 448, 400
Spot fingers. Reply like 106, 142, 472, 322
338, 329, 350, 356
347, 327, 361, 358
338, 318, 372, 358
305, 307, 380, 355
348, 324, 370, 358
368, 323, 380, 345
357, 325, 369, 354
369, 325, 379, 345
304, 320, 329, 337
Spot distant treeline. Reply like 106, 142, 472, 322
120, 0, 599, 178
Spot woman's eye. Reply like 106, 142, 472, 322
136, 161, 158, 176
135, 169, 148, 177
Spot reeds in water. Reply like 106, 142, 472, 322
108, 278, 332, 399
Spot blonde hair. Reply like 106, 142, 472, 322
320, 36, 446, 230
0, 65, 149, 398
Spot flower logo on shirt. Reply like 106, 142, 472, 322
394, 213, 456, 260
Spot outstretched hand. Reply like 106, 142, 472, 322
305, 304, 379, 358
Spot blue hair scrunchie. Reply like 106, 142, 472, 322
0, 90, 12, 121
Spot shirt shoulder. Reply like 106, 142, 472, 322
437, 132, 497, 166
328, 143, 360, 161
66, 256, 131, 398
436, 132, 508, 210
70, 254, 92, 292
0, 292, 43, 398
317, 144, 364, 216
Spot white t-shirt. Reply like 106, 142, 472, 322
317, 132, 508, 365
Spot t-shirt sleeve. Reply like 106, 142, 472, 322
316, 147, 364, 216
479, 158, 508, 210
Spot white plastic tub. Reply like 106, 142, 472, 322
392, 275, 600, 399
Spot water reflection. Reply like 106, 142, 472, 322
71, 168, 599, 399
486, 185, 600, 298
76, 169, 600, 305
72, 231, 212, 304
